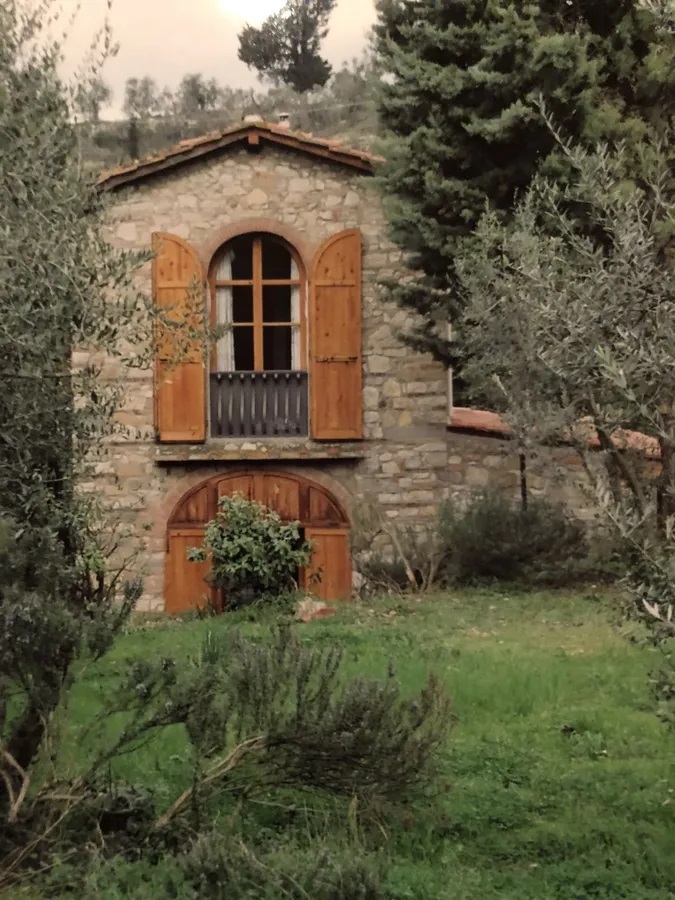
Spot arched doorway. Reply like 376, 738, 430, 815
165, 470, 351, 613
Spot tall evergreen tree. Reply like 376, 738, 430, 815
373, 0, 675, 383
238, 0, 337, 93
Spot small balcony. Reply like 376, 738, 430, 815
210, 371, 309, 438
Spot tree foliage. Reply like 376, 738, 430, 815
238, 0, 337, 93
122, 75, 160, 120
454, 126, 675, 702
456, 134, 674, 507
0, 0, 149, 817
188, 495, 313, 607
82, 53, 380, 171
74, 76, 112, 124
177, 73, 222, 116
373, 0, 675, 380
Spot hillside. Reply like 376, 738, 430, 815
83, 83, 379, 174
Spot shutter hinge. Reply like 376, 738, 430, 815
316, 356, 358, 363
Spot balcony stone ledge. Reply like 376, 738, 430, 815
153, 438, 368, 465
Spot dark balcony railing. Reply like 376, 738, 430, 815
210, 371, 309, 438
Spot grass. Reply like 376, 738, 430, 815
19, 588, 675, 898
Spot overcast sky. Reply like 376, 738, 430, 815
60, 0, 376, 119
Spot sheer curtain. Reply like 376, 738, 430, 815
215, 249, 234, 371
290, 257, 301, 370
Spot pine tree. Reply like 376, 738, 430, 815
373, 0, 675, 385
238, 0, 337, 93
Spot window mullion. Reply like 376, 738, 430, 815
253, 238, 264, 370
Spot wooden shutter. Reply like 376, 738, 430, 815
165, 529, 212, 614
303, 528, 352, 601
153, 233, 206, 442
310, 229, 363, 440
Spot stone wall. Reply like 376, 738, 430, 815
445, 432, 595, 521
99, 142, 452, 609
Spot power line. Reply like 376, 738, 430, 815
266, 98, 378, 114
115, 98, 378, 125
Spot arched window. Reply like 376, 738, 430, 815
151, 227, 363, 443
211, 234, 305, 373
209, 234, 308, 438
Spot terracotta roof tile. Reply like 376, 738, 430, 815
450, 408, 508, 436
450, 407, 661, 459
98, 120, 382, 190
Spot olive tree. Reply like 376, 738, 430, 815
454, 122, 675, 667
0, 0, 150, 818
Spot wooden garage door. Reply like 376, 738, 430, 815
165, 528, 212, 614
303, 528, 352, 601
166, 472, 352, 611
214, 473, 254, 502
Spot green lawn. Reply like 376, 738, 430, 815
25, 589, 675, 898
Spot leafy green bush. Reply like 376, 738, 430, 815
438, 490, 587, 584
188, 494, 313, 607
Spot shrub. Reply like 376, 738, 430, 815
188, 494, 313, 607
438, 490, 587, 583
63, 836, 384, 900
356, 524, 442, 594
179, 831, 385, 899
351, 503, 444, 594
106, 625, 452, 833
4, 624, 450, 893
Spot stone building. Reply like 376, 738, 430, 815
99, 119, 586, 612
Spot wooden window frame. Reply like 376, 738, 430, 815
209, 234, 307, 372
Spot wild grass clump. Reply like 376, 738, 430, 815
48, 833, 385, 900
179, 831, 385, 899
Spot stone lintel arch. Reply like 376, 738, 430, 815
199, 218, 314, 274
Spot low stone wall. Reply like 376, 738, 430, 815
445, 431, 594, 519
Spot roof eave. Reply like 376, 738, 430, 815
98, 126, 378, 192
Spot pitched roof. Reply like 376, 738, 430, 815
450, 407, 661, 459
98, 120, 382, 191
